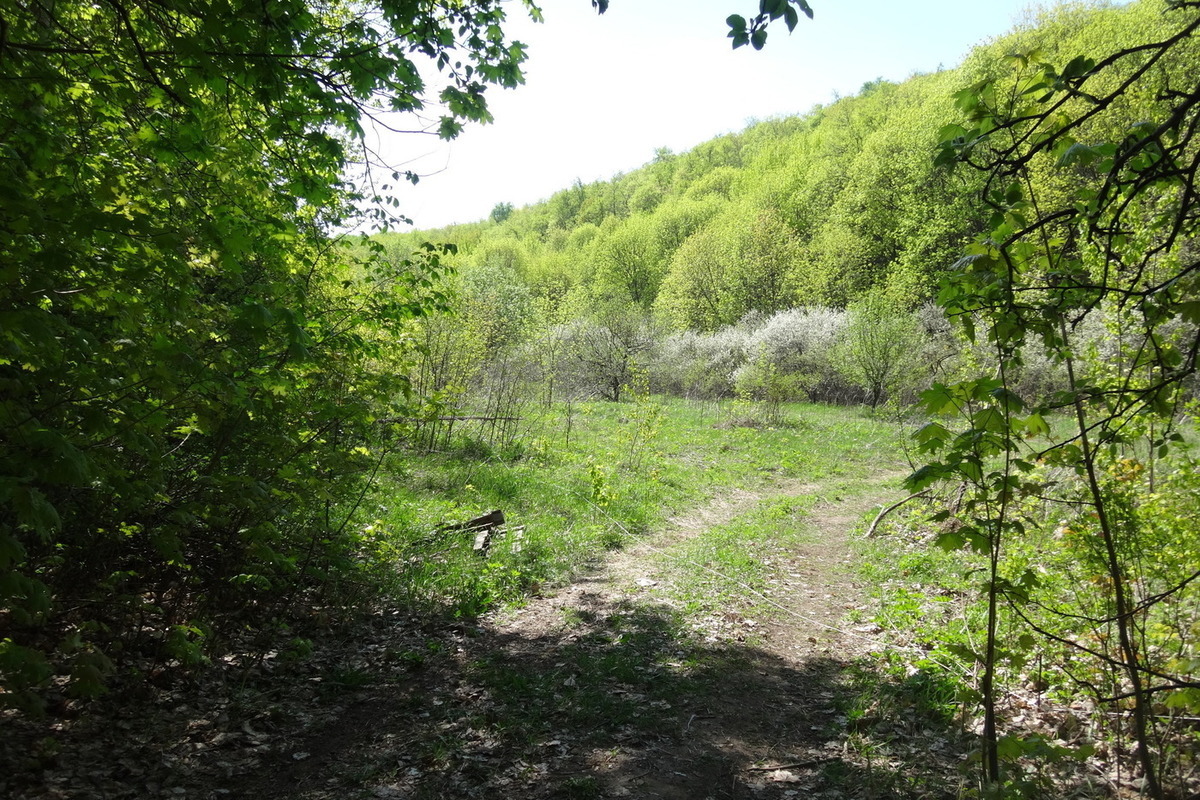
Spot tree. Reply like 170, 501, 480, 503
654, 216, 736, 331
559, 302, 658, 402
0, 0, 559, 706
490, 202, 516, 223
835, 289, 924, 409
591, 215, 665, 307
911, 2, 1200, 794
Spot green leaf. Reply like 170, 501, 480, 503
913, 422, 951, 453
973, 407, 1008, 434
905, 464, 945, 492
1056, 142, 1099, 167
10, 487, 60, 540
1022, 413, 1051, 438
1179, 300, 1200, 324
934, 530, 966, 551
1061, 55, 1095, 78
943, 642, 983, 664
963, 530, 991, 554
958, 458, 983, 483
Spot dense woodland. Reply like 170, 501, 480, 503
3, 0, 1200, 796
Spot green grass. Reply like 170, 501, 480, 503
655, 493, 821, 623
360, 397, 905, 617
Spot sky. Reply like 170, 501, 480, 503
367, 0, 1045, 231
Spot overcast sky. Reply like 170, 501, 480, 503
365, 0, 1045, 231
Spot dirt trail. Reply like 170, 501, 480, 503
492, 476, 881, 664
466, 473, 903, 800
5, 472, 922, 800
231, 473, 915, 800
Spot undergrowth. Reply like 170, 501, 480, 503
854, 446, 1200, 798
360, 398, 899, 618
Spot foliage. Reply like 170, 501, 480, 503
726, 0, 812, 51
490, 202, 516, 224
394, 32, 1005, 327
909, 1, 1200, 793
835, 290, 926, 409
0, 0, 543, 706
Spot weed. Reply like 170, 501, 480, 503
559, 774, 602, 799
367, 399, 902, 618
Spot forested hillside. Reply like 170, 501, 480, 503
375, 0, 1197, 413
4, 0, 1200, 797
385, 0, 1199, 308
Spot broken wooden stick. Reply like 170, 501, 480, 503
438, 509, 505, 534
865, 490, 929, 538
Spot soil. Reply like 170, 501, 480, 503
476, 477, 894, 800
3, 471, 957, 800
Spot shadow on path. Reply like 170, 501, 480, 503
239, 592, 967, 800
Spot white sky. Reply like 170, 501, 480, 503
367, 0, 1044, 231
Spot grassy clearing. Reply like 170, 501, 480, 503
359, 398, 902, 617
270, 397, 995, 800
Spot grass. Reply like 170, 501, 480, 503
330, 396, 1001, 798
361, 397, 905, 617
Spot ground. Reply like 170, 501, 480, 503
3, 470, 970, 800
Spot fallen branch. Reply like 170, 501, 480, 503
746, 757, 841, 771
438, 509, 505, 534
865, 490, 929, 538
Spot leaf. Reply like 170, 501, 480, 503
0, 536, 27, 571
1021, 413, 1051, 438
10, 487, 60, 540
989, 385, 1025, 413
913, 422, 951, 452
963, 530, 991, 554
1061, 55, 1095, 78
934, 530, 965, 551
958, 458, 983, 483
905, 464, 945, 492
943, 642, 983, 664
1056, 142, 1099, 167
1178, 300, 1200, 324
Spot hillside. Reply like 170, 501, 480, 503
379, 0, 1193, 323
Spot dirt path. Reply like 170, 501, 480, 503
473, 475, 897, 800
214, 472, 931, 800
493, 476, 883, 664
7, 472, 941, 800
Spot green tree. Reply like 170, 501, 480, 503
835, 290, 924, 408
0, 0, 552, 705
490, 202, 516, 223
912, 2, 1200, 793
591, 215, 665, 307
654, 216, 736, 331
